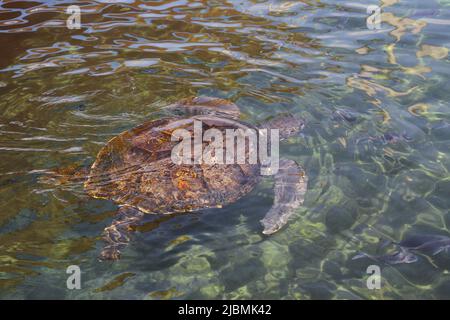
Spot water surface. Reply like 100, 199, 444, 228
0, 0, 449, 299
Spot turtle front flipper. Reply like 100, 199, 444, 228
100, 206, 145, 260
165, 96, 240, 119
260, 159, 308, 235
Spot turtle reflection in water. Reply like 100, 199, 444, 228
44, 97, 308, 260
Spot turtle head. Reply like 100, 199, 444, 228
261, 218, 282, 235
166, 96, 241, 119
261, 114, 305, 140
260, 206, 289, 235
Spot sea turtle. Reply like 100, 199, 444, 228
45, 97, 308, 260
352, 247, 419, 265
395, 234, 450, 255
356, 132, 413, 147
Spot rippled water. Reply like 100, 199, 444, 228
0, 0, 449, 299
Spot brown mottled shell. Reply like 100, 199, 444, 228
84, 114, 261, 214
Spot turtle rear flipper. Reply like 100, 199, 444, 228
38, 164, 89, 186
260, 159, 308, 235
100, 206, 145, 261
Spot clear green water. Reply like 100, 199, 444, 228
0, 0, 449, 299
